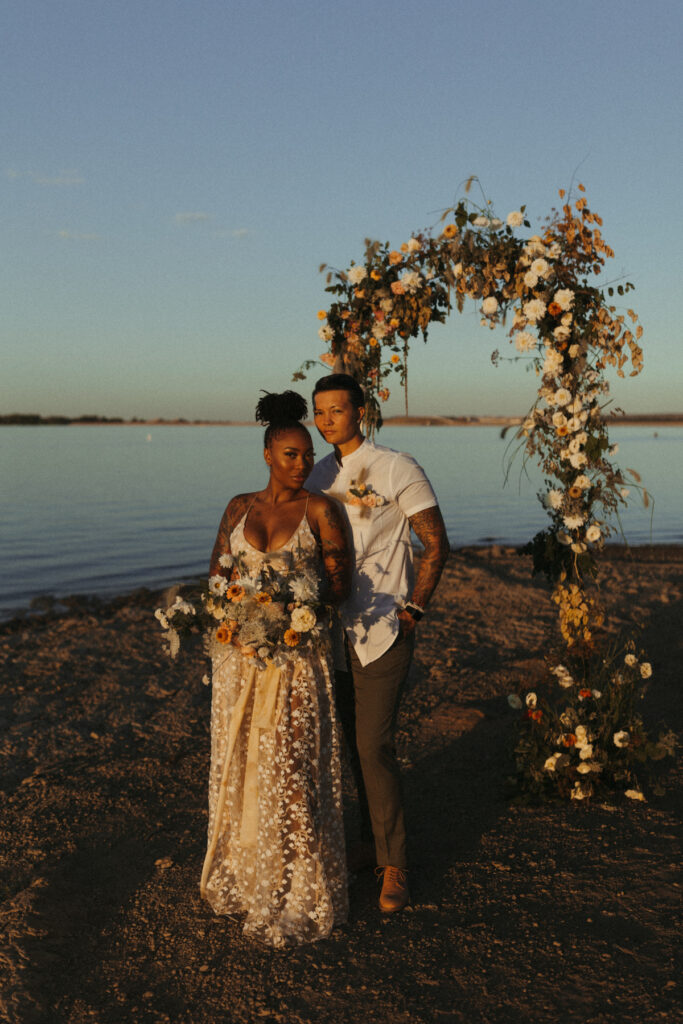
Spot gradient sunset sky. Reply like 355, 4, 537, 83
3, 0, 682, 420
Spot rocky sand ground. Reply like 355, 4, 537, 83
1, 547, 681, 1024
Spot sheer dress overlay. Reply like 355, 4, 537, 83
201, 511, 348, 947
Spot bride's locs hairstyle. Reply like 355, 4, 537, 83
255, 390, 309, 447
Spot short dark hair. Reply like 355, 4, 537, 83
312, 373, 365, 409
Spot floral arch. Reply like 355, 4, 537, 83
296, 181, 673, 801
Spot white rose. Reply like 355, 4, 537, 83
482, 296, 499, 316
554, 326, 571, 342
290, 606, 317, 633
531, 258, 550, 278
473, 216, 490, 227
347, 265, 367, 284
543, 350, 564, 377
453, 262, 463, 276
507, 210, 524, 227
543, 754, 559, 772
554, 388, 572, 406
640, 662, 653, 679
524, 298, 547, 323
625, 789, 646, 802
574, 475, 591, 490
557, 531, 571, 545
400, 269, 422, 292
524, 271, 539, 289
569, 452, 588, 469
554, 288, 575, 310
613, 730, 630, 748
525, 692, 537, 708
507, 694, 523, 710
407, 237, 421, 251
585, 524, 601, 543
579, 744, 594, 760
318, 325, 334, 341
490, 218, 503, 229
515, 331, 537, 353
568, 344, 580, 358
552, 411, 568, 428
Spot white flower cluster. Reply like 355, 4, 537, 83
347, 264, 367, 285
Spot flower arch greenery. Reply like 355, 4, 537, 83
295, 180, 674, 802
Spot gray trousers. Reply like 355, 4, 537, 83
335, 630, 414, 869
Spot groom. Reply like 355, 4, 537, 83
306, 373, 449, 912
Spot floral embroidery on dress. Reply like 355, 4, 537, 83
201, 511, 348, 947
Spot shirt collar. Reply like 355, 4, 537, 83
338, 437, 372, 468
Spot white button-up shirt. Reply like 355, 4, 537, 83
306, 438, 438, 666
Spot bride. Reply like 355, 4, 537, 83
200, 391, 351, 946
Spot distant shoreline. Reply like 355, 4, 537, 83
2, 413, 682, 428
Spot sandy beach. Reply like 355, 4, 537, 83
1, 546, 681, 1024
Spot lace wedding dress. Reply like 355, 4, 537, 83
200, 509, 348, 946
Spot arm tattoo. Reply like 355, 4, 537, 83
408, 506, 450, 608
316, 499, 352, 604
209, 493, 253, 575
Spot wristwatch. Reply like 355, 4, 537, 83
403, 602, 424, 622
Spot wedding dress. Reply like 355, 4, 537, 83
200, 507, 348, 946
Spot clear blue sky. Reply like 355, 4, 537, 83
3, 0, 682, 420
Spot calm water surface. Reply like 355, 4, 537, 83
1, 425, 680, 616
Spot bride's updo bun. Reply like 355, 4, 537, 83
255, 390, 309, 447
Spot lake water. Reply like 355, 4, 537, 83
1, 425, 680, 617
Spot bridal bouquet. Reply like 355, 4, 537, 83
155, 552, 329, 670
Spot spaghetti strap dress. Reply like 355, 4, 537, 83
200, 506, 348, 947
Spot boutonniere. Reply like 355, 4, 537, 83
346, 476, 387, 509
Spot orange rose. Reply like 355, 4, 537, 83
563, 733, 577, 747
389, 317, 400, 328
374, 309, 385, 321
548, 301, 562, 317
400, 242, 409, 253
442, 224, 458, 239
355, 289, 365, 298
370, 269, 382, 281
284, 628, 300, 647
388, 251, 403, 265
391, 354, 400, 364
390, 281, 405, 295
530, 709, 543, 722
369, 337, 378, 347
579, 688, 592, 699
341, 310, 351, 320
317, 310, 327, 320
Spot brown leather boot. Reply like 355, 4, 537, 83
377, 866, 410, 912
